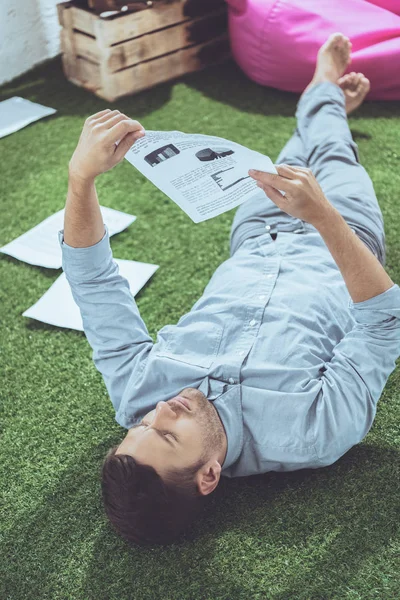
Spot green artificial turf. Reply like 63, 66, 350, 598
1, 57, 400, 600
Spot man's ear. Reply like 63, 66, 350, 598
196, 461, 221, 496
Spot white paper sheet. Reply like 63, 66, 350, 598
0, 206, 136, 269
0, 97, 57, 138
125, 130, 278, 223
23, 258, 159, 331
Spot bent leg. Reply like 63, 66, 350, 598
296, 81, 386, 265
275, 129, 308, 168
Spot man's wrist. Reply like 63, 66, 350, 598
68, 165, 96, 191
311, 203, 341, 232
68, 156, 96, 183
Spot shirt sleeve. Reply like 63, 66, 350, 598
59, 226, 153, 414
313, 283, 400, 466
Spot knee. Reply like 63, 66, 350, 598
309, 138, 360, 167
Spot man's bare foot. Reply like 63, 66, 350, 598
303, 33, 352, 95
338, 72, 370, 114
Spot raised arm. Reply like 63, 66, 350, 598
60, 110, 152, 413
65, 108, 145, 248
249, 163, 394, 302
249, 165, 400, 463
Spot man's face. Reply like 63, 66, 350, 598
115, 387, 227, 490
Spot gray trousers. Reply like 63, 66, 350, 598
229, 82, 386, 266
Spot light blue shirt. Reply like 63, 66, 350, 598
59, 224, 400, 478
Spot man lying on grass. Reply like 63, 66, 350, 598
61, 33, 400, 546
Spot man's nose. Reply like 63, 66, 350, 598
153, 400, 176, 422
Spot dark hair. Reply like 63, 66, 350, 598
101, 446, 210, 546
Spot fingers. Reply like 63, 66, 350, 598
87, 109, 112, 123
106, 119, 144, 144
248, 168, 293, 193
114, 130, 143, 162
86, 110, 145, 139
103, 112, 129, 129
93, 109, 125, 125
259, 182, 286, 207
277, 163, 312, 175
275, 164, 298, 178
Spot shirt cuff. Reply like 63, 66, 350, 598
58, 224, 112, 281
349, 283, 400, 325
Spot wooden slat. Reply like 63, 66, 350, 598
60, 2, 189, 42
107, 10, 227, 70
61, 53, 102, 93
69, 10, 227, 72
88, 0, 151, 12
99, 34, 230, 100
98, 4, 190, 46
59, 5, 80, 82
57, 1, 69, 27
64, 5, 98, 37
68, 30, 99, 63
88, 0, 226, 18
77, 57, 102, 91
96, 0, 226, 46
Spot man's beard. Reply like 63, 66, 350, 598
187, 388, 226, 463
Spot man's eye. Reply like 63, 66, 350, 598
141, 422, 177, 442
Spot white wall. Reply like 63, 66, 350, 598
0, 0, 61, 85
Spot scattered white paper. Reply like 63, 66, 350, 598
0, 206, 136, 269
125, 131, 278, 223
23, 258, 159, 331
0, 97, 57, 138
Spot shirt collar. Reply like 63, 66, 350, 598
197, 376, 244, 471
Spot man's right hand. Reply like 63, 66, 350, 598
69, 109, 145, 183
249, 164, 394, 304
248, 164, 333, 228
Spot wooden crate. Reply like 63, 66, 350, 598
58, 0, 230, 101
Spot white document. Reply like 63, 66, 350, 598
0, 97, 57, 138
125, 131, 278, 223
0, 206, 136, 269
23, 258, 159, 331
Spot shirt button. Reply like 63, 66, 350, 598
265, 225, 271, 231
266, 274, 274, 279
249, 319, 256, 326
228, 377, 235, 384
259, 295, 266, 300
238, 350, 245, 356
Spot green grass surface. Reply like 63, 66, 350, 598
1, 58, 400, 600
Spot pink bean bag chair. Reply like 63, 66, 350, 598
226, 0, 400, 100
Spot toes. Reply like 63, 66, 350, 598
335, 34, 352, 60
348, 74, 359, 90
338, 74, 350, 86
360, 76, 371, 92
326, 32, 347, 49
352, 73, 371, 98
